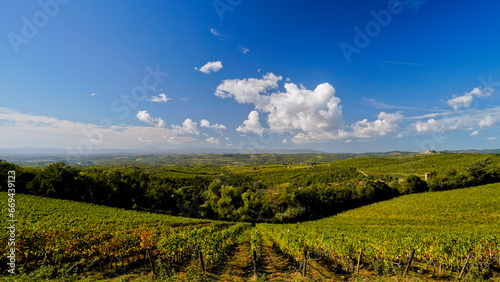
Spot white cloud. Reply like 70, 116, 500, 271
205, 136, 221, 145
138, 137, 152, 143
196, 61, 223, 74
0, 107, 196, 149
363, 98, 416, 110
200, 119, 227, 133
479, 115, 498, 128
447, 87, 493, 110
181, 97, 189, 102
238, 46, 250, 54
282, 138, 288, 144
200, 119, 210, 128
90, 93, 96, 96
470, 130, 479, 136
216, 73, 281, 105
172, 118, 199, 135
216, 75, 500, 143
236, 111, 265, 136
411, 106, 500, 135
210, 28, 229, 40
210, 28, 222, 37
149, 93, 171, 103
265, 83, 344, 137
487, 137, 497, 140
136, 111, 166, 127
167, 136, 178, 144
216, 73, 345, 143
414, 118, 459, 134
351, 112, 404, 138
291, 130, 349, 144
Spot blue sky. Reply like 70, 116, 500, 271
1, 0, 500, 154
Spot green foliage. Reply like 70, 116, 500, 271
4, 152, 500, 222
260, 183, 500, 278
250, 228, 263, 258
400, 175, 428, 194
0, 191, 250, 278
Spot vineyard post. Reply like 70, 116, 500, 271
403, 249, 415, 278
356, 249, 362, 273
302, 246, 307, 276
253, 249, 258, 277
146, 248, 157, 277
198, 249, 206, 274
458, 253, 471, 279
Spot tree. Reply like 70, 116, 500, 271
26, 162, 79, 198
400, 175, 428, 194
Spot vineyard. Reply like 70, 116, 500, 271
0, 193, 251, 280
1, 182, 500, 280
260, 183, 500, 280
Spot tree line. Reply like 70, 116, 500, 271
1, 155, 499, 222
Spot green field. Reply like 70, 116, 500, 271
2, 153, 500, 280
261, 183, 500, 280
1, 183, 499, 281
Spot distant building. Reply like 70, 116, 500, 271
424, 172, 431, 180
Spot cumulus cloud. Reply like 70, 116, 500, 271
216, 73, 346, 143
148, 93, 171, 103
470, 130, 480, 136
136, 111, 166, 127
195, 61, 223, 74
265, 83, 344, 136
236, 111, 265, 136
447, 87, 493, 110
415, 118, 459, 134
479, 115, 498, 128
216, 75, 500, 143
487, 137, 497, 140
205, 136, 221, 145
200, 119, 227, 133
172, 118, 199, 135
216, 73, 282, 105
351, 112, 404, 138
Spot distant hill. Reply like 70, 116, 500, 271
1, 146, 499, 166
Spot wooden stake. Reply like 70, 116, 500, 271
458, 253, 471, 279
356, 249, 362, 273
252, 250, 258, 277
147, 248, 157, 277
302, 246, 308, 276
403, 249, 415, 277
198, 249, 206, 274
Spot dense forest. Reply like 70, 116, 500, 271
2, 152, 500, 222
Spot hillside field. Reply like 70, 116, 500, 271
1, 182, 499, 281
